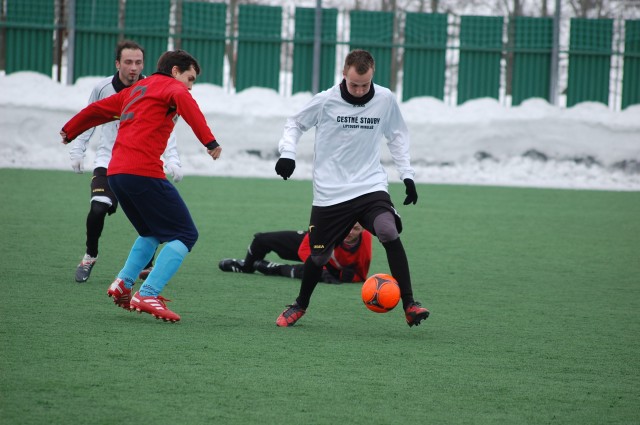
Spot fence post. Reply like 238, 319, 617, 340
66, 0, 75, 84
548, 0, 560, 105
311, 0, 322, 94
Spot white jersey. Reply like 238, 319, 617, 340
69, 74, 180, 169
278, 83, 415, 206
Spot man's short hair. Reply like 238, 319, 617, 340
156, 50, 201, 75
115, 40, 145, 61
343, 49, 375, 75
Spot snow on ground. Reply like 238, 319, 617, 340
1, 71, 638, 191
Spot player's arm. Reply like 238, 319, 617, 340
384, 99, 418, 205
276, 96, 323, 180
61, 92, 124, 143
69, 85, 102, 172
171, 87, 220, 160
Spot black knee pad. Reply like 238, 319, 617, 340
89, 200, 110, 218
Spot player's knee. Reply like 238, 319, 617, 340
89, 200, 110, 217
180, 229, 199, 251
251, 232, 267, 249
309, 251, 332, 267
373, 212, 399, 243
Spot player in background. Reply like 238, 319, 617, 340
61, 49, 221, 322
70, 40, 183, 283
274, 49, 430, 327
219, 223, 372, 284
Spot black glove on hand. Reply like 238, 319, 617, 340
403, 178, 418, 205
275, 158, 296, 180
340, 267, 356, 283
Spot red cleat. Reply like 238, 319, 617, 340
404, 301, 430, 327
276, 302, 306, 327
107, 278, 133, 310
130, 291, 181, 322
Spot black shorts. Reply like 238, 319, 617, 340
90, 167, 118, 215
308, 191, 401, 258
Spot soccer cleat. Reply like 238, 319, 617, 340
276, 302, 306, 327
218, 258, 250, 273
130, 291, 181, 322
75, 254, 97, 282
138, 266, 153, 281
253, 260, 283, 276
107, 278, 133, 310
404, 301, 430, 327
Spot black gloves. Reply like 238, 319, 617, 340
275, 158, 296, 180
340, 267, 356, 283
403, 178, 418, 205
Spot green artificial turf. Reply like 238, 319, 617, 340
0, 169, 638, 424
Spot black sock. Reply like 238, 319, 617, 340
382, 238, 414, 310
86, 201, 109, 257
242, 252, 257, 272
295, 258, 323, 309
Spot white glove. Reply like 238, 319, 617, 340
70, 157, 84, 174
166, 162, 183, 183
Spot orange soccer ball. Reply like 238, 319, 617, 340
361, 273, 400, 313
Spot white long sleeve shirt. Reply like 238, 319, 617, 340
278, 83, 415, 206
69, 74, 180, 169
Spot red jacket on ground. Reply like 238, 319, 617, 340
298, 231, 373, 282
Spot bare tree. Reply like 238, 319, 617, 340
568, 0, 608, 18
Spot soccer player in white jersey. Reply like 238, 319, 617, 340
274, 49, 430, 327
70, 40, 183, 283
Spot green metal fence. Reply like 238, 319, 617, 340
123, 0, 171, 73
235, 4, 282, 93
567, 18, 613, 107
73, 0, 119, 80
349, 10, 394, 88
511, 16, 553, 105
402, 12, 448, 102
457, 15, 504, 104
4, 0, 54, 76
0, 0, 638, 110
622, 19, 640, 110
292, 7, 337, 94
180, 1, 226, 86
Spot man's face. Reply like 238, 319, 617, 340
116, 48, 144, 86
172, 66, 197, 90
343, 66, 373, 98
344, 223, 364, 244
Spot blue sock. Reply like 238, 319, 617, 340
118, 236, 159, 288
139, 240, 189, 297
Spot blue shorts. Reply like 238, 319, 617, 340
107, 174, 198, 250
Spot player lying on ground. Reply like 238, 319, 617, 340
219, 223, 372, 284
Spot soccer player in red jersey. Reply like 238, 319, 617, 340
61, 50, 220, 322
219, 223, 372, 284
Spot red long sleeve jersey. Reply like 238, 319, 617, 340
298, 231, 373, 282
62, 73, 215, 179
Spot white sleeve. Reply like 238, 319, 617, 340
162, 130, 181, 166
278, 94, 324, 160
69, 86, 101, 160
384, 97, 415, 181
